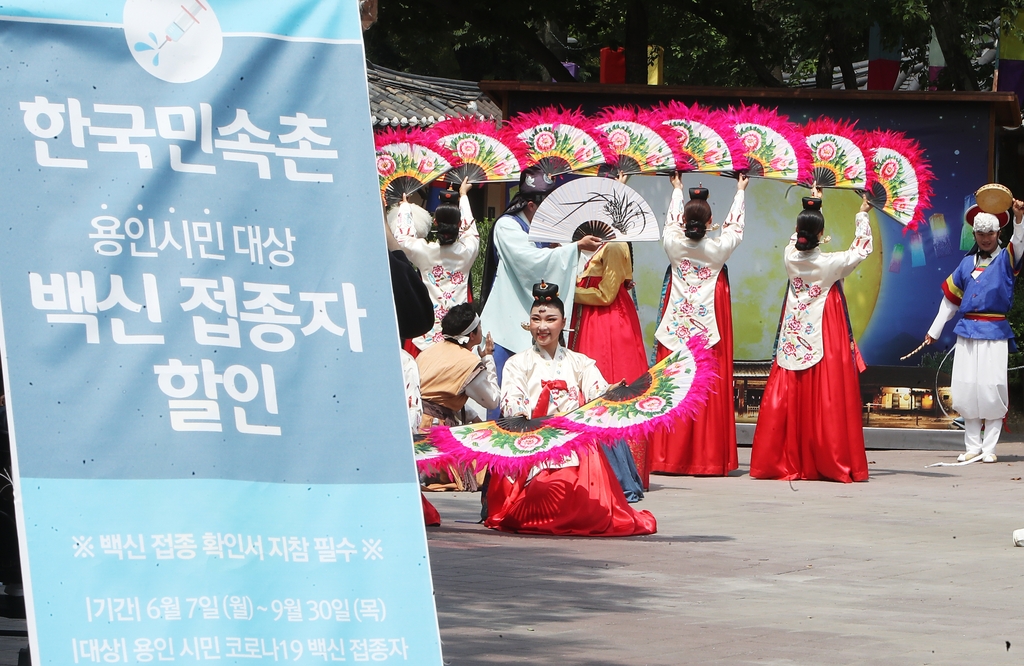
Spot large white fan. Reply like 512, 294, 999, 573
528, 177, 659, 244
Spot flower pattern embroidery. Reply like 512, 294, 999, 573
778, 277, 828, 368
667, 258, 719, 343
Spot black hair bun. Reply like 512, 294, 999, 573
689, 187, 709, 201
802, 197, 822, 212
532, 280, 559, 303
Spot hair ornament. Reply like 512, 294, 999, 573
532, 280, 559, 303
802, 196, 822, 212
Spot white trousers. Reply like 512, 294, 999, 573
952, 336, 1008, 454
951, 337, 1008, 420
963, 418, 1002, 456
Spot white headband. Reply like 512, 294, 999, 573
444, 313, 480, 345
459, 314, 481, 337
973, 212, 1000, 234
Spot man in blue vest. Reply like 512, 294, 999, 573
925, 195, 1024, 463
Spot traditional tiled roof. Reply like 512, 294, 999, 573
367, 61, 502, 128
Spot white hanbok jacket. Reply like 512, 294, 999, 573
655, 188, 744, 351
394, 196, 479, 349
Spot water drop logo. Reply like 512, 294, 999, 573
123, 0, 223, 83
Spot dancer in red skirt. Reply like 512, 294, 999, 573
750, 189, 872, 483
649, 173, 748, 476
485, 281, 656, 536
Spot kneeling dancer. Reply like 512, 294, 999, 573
485, 281, 657, 536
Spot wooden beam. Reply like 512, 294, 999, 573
476, 81, 1022, 127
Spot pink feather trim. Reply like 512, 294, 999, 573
862, 129, 934, 230
548, 335, 718, 441
415, 453, 456, 475
427, 423, 600, 479
426, 335, 718, 478
593, 105, 681, 170
506, 106, 612, 168
425, 116, 530, 172
644, 101, 748, 171
801, 116, 875, 190
727, 104, 813, 182
374, 126, 430, 151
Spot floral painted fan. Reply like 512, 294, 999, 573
528, 176, 659, 244
587, 107, 679, 175
412, 435, 455, 474
427, 116, 526, 184
510, 107, 609, 176
802, 118, 871, 190
374, 127, 452, 204
427, 336, 715, 478
646, 102, 746, 173
550, 336, 716, 440
429, 415, 588, 478
862, 130, 934, 229
728, 105, 811, 183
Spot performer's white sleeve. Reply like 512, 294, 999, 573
832, 211, 873, 280
662, 189, 690, 261
393, 204, 432, 269
499, 355, 531, 418
927, 297, 958, 340
400, 349, 422, 434
1009, 218, 1024, 268
706, 189, 745, 264
579, 358, 610, 402
463, 355, 499, 410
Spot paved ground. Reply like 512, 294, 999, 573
427, 444, 1024, 665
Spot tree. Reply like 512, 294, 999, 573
364, 0, 1024, 90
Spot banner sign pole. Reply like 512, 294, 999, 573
0, 1, 443, 663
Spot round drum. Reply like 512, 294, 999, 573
975, 183, 1013, 214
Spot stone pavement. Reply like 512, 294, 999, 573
426, 444, 1024, 665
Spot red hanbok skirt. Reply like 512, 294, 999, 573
421, 494, 441, 526
650, 272, 738, 476
570, 282, 652, 487
749, 286, 868, 483
484, 448, 657, 537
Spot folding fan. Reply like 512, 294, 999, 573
588, 107, 679, 175
427, 116, 526, 184
412, 435, 455, 474
802, 118, 871, 190
862, 130, 934, 229
646, 101, 746, 173
429, 416, 588, 478
550, 336, 716, 441
527, 177, 660, 244
426, 336, 715, 478
374, 127, 452, 205
728, 105, 811, 182
510, 107, 609, 176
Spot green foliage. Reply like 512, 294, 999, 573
365, 0, 1024, 90
470, 218, 492, 306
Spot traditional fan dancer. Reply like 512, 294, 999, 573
750, 189, 872, 483
924, 193, 1024, 464
569, 172, 650, 497
393, 180, 478, 355
480, 166, 604, 414
649, 173, 748, 476
485, 281, 657, 536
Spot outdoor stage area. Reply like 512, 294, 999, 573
425, 443, 1024, 665
1, 445, 1023, 665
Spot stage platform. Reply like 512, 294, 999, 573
736, 424, 965, 450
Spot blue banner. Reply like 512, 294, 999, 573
0, 1, 442, 664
